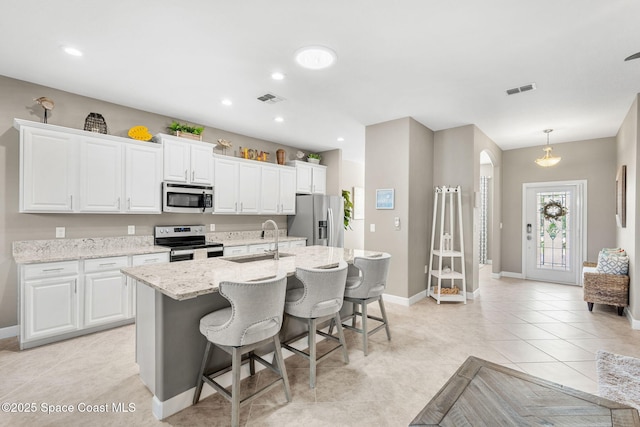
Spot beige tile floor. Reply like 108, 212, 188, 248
1, 265, 639, 426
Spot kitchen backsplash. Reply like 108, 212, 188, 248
206, 229, 287, 242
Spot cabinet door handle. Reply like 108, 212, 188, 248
192, 171, 195, 182
144, 258, 158, 263
185, 170, 188, 181
117, 197, 121, 209
240, 202, 243, 212
70, 195, 73, 209
43, 267, 64, 272
235, 202, 237, 212
99, 263, 117, 267
128, 198, 131, 209
74, 279, 77, 294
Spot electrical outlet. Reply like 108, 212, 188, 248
370, 223, 376, 232
128, 225, 135, 235
425, 265, 428, 274
55, 227, 65, 238
210, 224, 216, 231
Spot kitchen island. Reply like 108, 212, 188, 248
121, 245, 384, 420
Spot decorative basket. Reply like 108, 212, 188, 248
84, 112, 108, 134
176, 131, 202, 141
307, 158, 320, 164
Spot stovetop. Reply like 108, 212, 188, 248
154, 225, 222, 250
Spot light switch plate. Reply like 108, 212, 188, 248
394, 217, 400, 230
210, 224, 216, 231
55, 227, 65, 238
370, 224, 376, 232
128, 225, 135, 235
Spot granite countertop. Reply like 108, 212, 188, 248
206, 230, 306, 247
122, 245, 386, 301
13, 236, 170, 264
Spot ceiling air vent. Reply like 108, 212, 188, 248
505, 83, 537, 96
257, 93, 286, 104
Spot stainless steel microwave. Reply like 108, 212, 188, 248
162, 182, 214, 213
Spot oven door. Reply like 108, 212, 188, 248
163, 183, 213, 213
170, 249, 194, 262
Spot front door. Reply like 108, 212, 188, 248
523, 181, 585, 285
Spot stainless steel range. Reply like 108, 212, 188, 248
154, 225, 223, 262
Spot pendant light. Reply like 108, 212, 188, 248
535, 129, 561, 167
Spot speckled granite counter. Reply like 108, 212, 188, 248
122, 245, 381, 300
13, 236, 170, 264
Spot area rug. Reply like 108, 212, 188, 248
596, 349, 640, 411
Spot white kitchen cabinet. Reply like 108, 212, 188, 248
125, 143, 163, 213
129, 253, 169, 317
223, 245, 248, 256
248, 243, 271, 254
288, 161, 327, 195
21, 261, 80, 344
19, 125, 78, 212
261, 165, 296, 214
83, 256, 130, 328
161, 135, 214, 185
289, 239, 307, 248
213, 155, 261, 214
15, 119, 164, 215
79, 137, 123, 212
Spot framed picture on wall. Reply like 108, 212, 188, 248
616, 165, 626, 228
375, 188, 394, 210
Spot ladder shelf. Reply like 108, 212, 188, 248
428, 185, 467, 304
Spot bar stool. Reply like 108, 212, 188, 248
340, 253, 391, 356
193, 273, 290, 427
282, 260, 349, 388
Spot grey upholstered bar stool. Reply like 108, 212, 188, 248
193, 273, 291, 427
282, 260, 349, 388
340, 253, 392, 356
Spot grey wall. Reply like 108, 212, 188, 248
501, 137, 617, 275
342, 160, 365, 250
0, 75, 321, 329
433, 125, 477, 291
364, 117, 433, 299
319, 148, 342, 196
615, 95, 638, 319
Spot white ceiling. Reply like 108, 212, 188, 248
2, 1, 640, 163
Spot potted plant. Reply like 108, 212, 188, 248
342, 189, 353, 230
307, 153, 321, 164
168, 121, 204, 141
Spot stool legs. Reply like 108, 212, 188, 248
193, 341, 213, 405
333, 313, 349, 364
273, 334, 292, 401
231, 347, 242, 427
379, 298, 391, 340
308, 318, 317, 388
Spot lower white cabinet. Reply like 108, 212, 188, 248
223, 245, 249, 256
19, 252, 169, 349
22, 261, 80, 343
289, 240, 307, 248
83, 256, 129, 328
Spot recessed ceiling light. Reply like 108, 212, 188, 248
337, 137, 345, 142
63, 46, 83, 57
295, 46, 336, 70
221, 98, 232, 106
274, 116, 284, 123
271, 72, 285, 80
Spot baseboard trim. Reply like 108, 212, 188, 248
0, 325, 18, 340
491, 272, 502, 279
501, 271, 524, 279
627, 309, 640, 330
467, 288, 480, 300
383, 290, 426, 307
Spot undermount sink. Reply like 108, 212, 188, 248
223, 253, 293, 263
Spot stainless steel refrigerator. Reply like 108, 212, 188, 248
288, 194, 344, 247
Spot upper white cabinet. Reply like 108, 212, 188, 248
214, 155, 295, 215
125, 143, 163, 213
213, 156, 261, 214
20, 125, 78, 212
15, 119, 163, 214
79, 137, 123, 212
160, 135, 214, 185
288, 161, 326, 195
261, 164, 296, 214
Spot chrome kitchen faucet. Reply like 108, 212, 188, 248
262, 219, 279, 260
